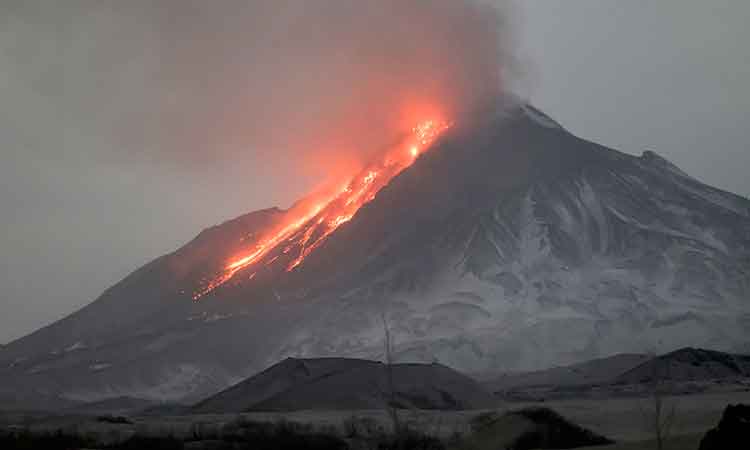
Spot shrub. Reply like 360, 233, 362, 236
343, 415, 383, 438
221, 418, 348, 450
374, 428, 445, 450
109, 435, 183, 450
97, 415, 133, 425
0, 430, 93, 450
469, 411, 500, 433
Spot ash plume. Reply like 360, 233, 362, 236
148, 0, 519, 180
2, 0, 519, 194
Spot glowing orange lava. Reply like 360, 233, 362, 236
193, 119, 451, 300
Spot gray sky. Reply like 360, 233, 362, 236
1, 1, 748, 344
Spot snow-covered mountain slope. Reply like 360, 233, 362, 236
1, 104, 748, 407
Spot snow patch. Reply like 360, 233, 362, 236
521, 104, 564, 129
64, 341, 86, 352
519, 190, 551, 268
579, 178, 609, 253
64, 363, 224, 403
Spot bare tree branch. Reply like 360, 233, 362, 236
380, 309, 401, 434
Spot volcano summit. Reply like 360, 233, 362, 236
1, 103, 749, 406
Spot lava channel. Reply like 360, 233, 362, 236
193, 119, 451, 300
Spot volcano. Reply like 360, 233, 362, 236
1, 103, 749, 407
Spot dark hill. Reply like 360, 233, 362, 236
482, 347, 750, 394
616, 347, 750, 384
193, 357, 492, 413
482, 353, 650, 391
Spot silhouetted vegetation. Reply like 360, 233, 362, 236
699, 403, 750, 450
342, 415, 447, 450
343, 415, 384, 438
464, 407, 614, 450
374, 428, 445, 450
0, 430, 186, 450
0, 409, 618, 450
0, 421, 349, 450
219, 418, 348, 450
114, 435, 183, 450
511, 408, 614, 449
97, 414, 133, 424
639, 352, 677, 450
0, 430, 92, 450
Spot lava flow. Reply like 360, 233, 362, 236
193, 119, 451, 300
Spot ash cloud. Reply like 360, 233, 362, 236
146, 1, 516, 182
132, 0, 518, 179
3, 0, 518, 183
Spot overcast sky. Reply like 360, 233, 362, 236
1, 0, 748, 344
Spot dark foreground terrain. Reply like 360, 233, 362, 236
2, 349, 750, 448
2, 388, 749, 449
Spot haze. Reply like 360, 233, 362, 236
1, 0, 749, 344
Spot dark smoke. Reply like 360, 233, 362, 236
1, 0, 518, 190
144, 0, 518, 180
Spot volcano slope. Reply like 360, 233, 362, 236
1, 104, 748, 407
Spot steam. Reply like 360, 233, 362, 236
148, 0, 518, 180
